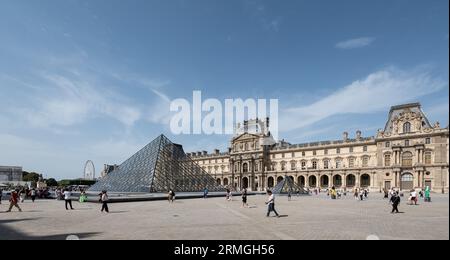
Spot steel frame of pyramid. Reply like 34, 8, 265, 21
89, 135, 224, 193
271, 176, 309, 195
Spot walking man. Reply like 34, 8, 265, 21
30, 188, 37, 203
390, 191, 401, 214
203, 187, 209, 199
6, 189, 22, 212
265, 190, 280, 218
0, 188, 3, 204
64, 188, 74, 210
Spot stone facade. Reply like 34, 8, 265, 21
0, 166, 23, 182
189, 103, 449, 193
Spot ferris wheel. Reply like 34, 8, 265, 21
84, 160, 96, 180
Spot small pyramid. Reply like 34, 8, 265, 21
271, 176, 309, 195
89, 135, 224, 193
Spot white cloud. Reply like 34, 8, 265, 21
279, 67, 447, 132
16, 72, 143, 129
336, 37, 375, 49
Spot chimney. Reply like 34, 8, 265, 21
343, 132, 348, 142
203, 151, 208, 156
356, 130, 362, 140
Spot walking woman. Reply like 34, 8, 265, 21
100, 190, 109, 213
265, 190, 280, 218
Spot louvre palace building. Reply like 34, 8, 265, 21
188, 103, 449, 193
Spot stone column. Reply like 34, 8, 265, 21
305, 174, 309, 188
355, 172, 360, 188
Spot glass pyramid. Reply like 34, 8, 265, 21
271, 176, 309, 195
89, 135, 224, 193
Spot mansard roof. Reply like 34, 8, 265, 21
383, 103, 432, 133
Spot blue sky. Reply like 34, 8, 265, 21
0, 0, 448, 179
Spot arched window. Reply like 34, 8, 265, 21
424, 152, 432, 165
401, 173, 414, 190
361, 174, 371, 187
298, 176, 305, 187
267, 177, 274, 188
402, 152, 413, 167
333, 175, 342, 187
223, 178, 229, 186
243, 163, 249, 173
346, 174, 356, 187
403, 122, 411, 133
277, 176, 284, 184
309, 176, 317, 187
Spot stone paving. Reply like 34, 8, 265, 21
0, 193, 448, 240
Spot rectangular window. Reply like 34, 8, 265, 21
292, 152, 295, 158
324, 160, 329, 169
363, 146, 368, 152
425, 152, 432, 165
386, 142, 390, 148
324, 149, 328, 155
425, 138, 431, 144
336, 148, 341, 154
349, 158, 355, 168
385, 154, 391, 167
335, 160, 341, 169
362, 157, 369, 167
313, 151, 317, 156
349, 147, 354, 153
302, 151, 305, 157
312, 161, 317, 169
301, 161, 306, 170
405, 140, 410, 146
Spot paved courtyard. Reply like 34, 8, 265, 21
0, 193, 448, 240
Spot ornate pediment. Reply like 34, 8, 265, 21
232, 133, 260, 143
383, 104, 432, 136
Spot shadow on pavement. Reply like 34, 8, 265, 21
0, 218, 101, 240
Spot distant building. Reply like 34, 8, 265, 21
0, 166, 23, 183
189, 103, 449, 193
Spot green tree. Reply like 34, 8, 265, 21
45, 178, 58, 187
22, 172, 40, 182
